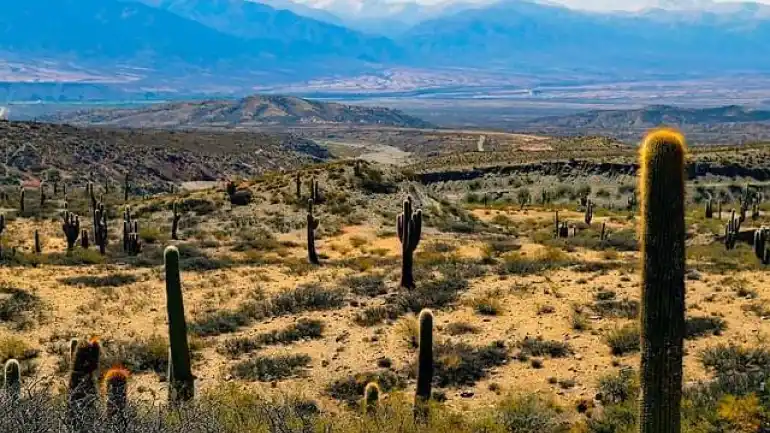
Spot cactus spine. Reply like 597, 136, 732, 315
104, 366, 129, 424
67, 338, 101, 432
638, 128, 686, 433
165, 246, 194, 403
3, 359, 21, 402
62, 211, 80, 252
397, 196, 422, 289
415, 309, 434, 420
171, 202, 181, 240
307, 199, 320, 265
363, 382, 380, 415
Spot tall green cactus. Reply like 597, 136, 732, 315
295, 173, 302, 199
584, 199, 593, 225
705, 198, 713, 219
4, 359, 21, 402
398, 196, 422, 288
415, 309, 434, 420
124, 174, 130, 202
638, 128, 686, 433
165, 246, 194, 403
62, 211, 80, 252
307, 199, 320, 265
67, 338, 101, 432
0, 214, 5, 258
19, 187, 24, 213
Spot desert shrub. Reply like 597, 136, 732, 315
429, 341, 508, 387
591, 298, 639, 319
584, 402, 637, 433
354, 304, 402, 327
0, 286, 42, 330
100, 335, 175, 376
220, 319, 324, 358
343, 274, 387, 298
445, 322, 480, 336
231, 354, 311, 381
496, 394, 570, 433
686, 316, 727, 339
270, 284, 346, 315
597, 368, 639, 405
138, 226, 165, 244
59, 273, 138, 288
466, 289, 504, 316
395, 278, 469, 313
191, 285, 344, 337
604, 324, 640, 356
326, 370, 406, 406
179, 197, 218, 215
496, 248, 574, 276
518, 337, 572, 358
231, 227, 281, 252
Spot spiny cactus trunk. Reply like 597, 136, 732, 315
165, 246, 195, 403
171, 203, 181, 241
67, 339, 100, 433
19, 188, 24, 213
415, 309, 434, 421
34, 230, 41, 254
363, 382, 380, 415
4, 359, 21, 402
307, 199, 320, 265
62, 211, 81, 252
638, 128, 686, 433
105, 367, 129, 427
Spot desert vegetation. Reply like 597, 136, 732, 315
2, 124, 770, 432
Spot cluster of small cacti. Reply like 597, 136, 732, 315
638, 128, 686, 433
397, 196, 422, 289
307, 199, 320, 265
61, 210, 81, 252
724, 210, 740, 250
171, 202, 181, 240
123, 207, 141, 256
553, 211, 571, 238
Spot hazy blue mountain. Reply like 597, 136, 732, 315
135, 0, 401, 60
398, 0, 770, 72
250, 0, 347, 27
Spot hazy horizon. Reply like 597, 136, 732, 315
285, 0, 770, 11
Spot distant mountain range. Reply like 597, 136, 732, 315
515, 104, 770, 143
3, 0, 770, 93
38, 95, 434, 129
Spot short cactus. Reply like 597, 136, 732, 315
415, 309, 434, 420
295, 173, 302, 199
755, 228, 766, 261
104, 366, 129, 422
34, 230, 41, 254
4, 359, 21, 402
363, 382, 380, 415
39, 183, 46, 207
81, 229, 89, 249
307, 199, 320, 265
397, 196, 422, 289
67, 338, 101, 432
638, 128, 686, 433
705, 198, 713, 219
19, 187, 24, 213
93, 203, 108, 255
62, 211, 81, 252
165, 246, 194, 403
